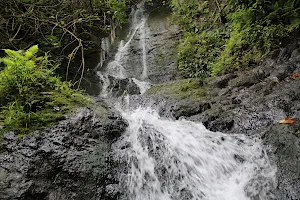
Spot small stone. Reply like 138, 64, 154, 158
3, 132, 16, 141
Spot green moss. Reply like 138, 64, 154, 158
147, 78, 207, 100
155, 51, 165, 66
88, 101, 108, 120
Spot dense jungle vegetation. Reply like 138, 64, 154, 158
0, 0, 141, 134
169, 0, 300, 78
0, 0, 141, 75
0, 45, 88, 134
0, 0, 300, 134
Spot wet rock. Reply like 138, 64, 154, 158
290, 48, 300, 63
228, 69, 266, 88
204, 73, 237, 89
106, 75, 140, 97
146, 13, 181, 83
262, 124, 300, 200
0, 107, 128, 200
171, 100, 211, 120
104, 184, 121, 199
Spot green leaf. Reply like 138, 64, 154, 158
25, 45, 38, 59
3, 49, 23, 59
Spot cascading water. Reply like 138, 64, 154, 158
98, 1, 151, 97
97, 1, 277, 199
112, 108, 277, 200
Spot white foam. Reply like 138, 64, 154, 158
113, 108, 277, 200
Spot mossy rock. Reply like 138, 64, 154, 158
147, 78, 207, 100
87, 101, 108, 120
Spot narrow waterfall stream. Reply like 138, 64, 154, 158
97, 2, 277, 200
98, 1, 151, 97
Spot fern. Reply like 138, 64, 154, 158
0, 46, 88, 134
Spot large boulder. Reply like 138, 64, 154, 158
0, 107, 128, 200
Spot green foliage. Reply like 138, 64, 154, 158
93, 0, 134, 23
0, 45, 88, 134
212, 0, 299, 75
170, 0, 227, 78
170, 0, 300, 77
177, 30, 227, 78
0, 0, 137, 73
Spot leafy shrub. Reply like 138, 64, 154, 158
0, 45, 88, 133
212, 0, 299, 75
177, 30, 227, 78
170, 0, 300, 78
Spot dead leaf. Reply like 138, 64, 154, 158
280, 118, 296, 124
290, 73, 298, 80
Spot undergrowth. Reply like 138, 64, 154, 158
0, 45, 89, 134
169, 0, 300, 78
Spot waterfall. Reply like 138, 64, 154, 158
98, 1, 151, 97
113, 108, 277, 200
96, 2, 277, 199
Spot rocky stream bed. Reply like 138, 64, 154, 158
1, 3, 300, 199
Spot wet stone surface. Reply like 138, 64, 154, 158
0, 107, 128, 200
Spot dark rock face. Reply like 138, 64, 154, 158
146, 10, 181, 83
106, 75, 140, 97
0, 107, 128, 200
145, 47, 300, 199
262, 124, 300, 200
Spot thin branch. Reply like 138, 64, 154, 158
214, 0, 223, 23
9, 24, 22, 42
60, 38, 77, 54
26, 16, 86, 87
66, 45, 80, 80
78, 44, 85, 88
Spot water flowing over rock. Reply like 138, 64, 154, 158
111, 108, 277, 200
95, 2, 284, 200
98, 1, 180, 97
1, 1, 299, 200
143, 46, 300, 200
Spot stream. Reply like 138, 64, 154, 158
97, 2, 277, 200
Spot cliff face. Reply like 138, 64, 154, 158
118, 7, 181, 84
0, 107, 128, 200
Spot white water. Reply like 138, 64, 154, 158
113, 108, 277, 200
98, 1, 150, 97
97, 1, 277, 199
132, 78, 152, 94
